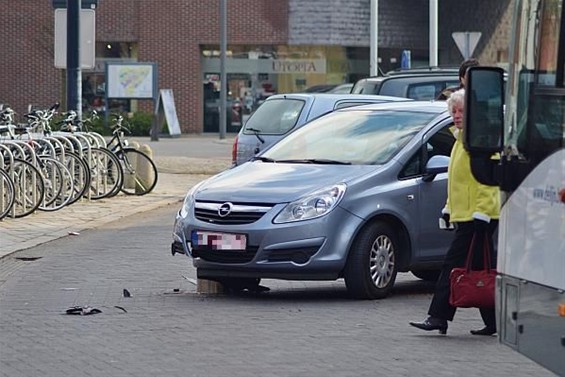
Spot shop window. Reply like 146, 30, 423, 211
82, 42, 138, 113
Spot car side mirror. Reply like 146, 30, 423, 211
464, 67, 505, 186
464, 67, 505, 155
423, 155, 449, 182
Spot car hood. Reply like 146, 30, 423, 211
195, 162, 379, 203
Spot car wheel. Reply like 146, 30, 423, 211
412, 270, 441, 282
344, 221, 398, 299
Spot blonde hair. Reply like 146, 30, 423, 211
447, 88, 465, 115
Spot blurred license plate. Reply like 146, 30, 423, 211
191, 231, 247, 251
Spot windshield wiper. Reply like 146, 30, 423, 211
277, 158, 351, 165
245, 127, 265, 143
251, 156, 276, 163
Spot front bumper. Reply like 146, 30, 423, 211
171, 205, 363, 280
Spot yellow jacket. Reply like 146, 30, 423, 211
443, 127, 500, 223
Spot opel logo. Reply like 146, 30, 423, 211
218, 202, 233, 217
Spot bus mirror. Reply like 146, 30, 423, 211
464, 67, 505, 155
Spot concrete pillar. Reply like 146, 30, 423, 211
137, 144, 154, 194
197, 279, 224, 294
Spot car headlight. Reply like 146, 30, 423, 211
179, 181, 206, 218
273, 183, 346, 224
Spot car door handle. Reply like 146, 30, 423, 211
406, 194, 415, 201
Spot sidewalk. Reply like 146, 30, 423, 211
0, 134, 235, 260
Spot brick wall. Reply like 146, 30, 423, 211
0, 1, 61, 116
290, 0, 430, 48
289, 0, 513, 66
0, 0, 513, 133
133, 0, 288, 133
439, 0, 514, 65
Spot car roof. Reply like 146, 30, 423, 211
336, 99, 450, 114
359, 73, 458, 84
385, 66, 459, 76
264, 92, 409, 102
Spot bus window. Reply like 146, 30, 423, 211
524, 93, 565, 164
535, 0, 562, 86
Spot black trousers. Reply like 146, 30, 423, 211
428, 220, 498, 328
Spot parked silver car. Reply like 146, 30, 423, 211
173, 101, 456, 299
231, 93, 409, 166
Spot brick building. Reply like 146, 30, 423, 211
0, 0, 513, 134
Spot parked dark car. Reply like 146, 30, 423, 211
172, 101, 456, 299
351, 68, 460, 100
231, 93, 409, 166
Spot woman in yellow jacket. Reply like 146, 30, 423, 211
409, 88, 500, 335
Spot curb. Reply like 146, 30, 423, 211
0, 172, 218, 261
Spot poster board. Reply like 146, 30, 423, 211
153, 89, 181, 139
106, 63, 157, 99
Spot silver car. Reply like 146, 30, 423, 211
173, 101, 455, 299
232, 93, 409, 166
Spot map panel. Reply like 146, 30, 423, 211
107, 64, 155, 98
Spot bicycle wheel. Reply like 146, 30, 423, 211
117, 148, 158, 195
38, 157, 74, 211
56, 150, 91, 205
9, 158, 45, 218
0, 168, 15, 220
87, 147, 123, 200
37, 156, 65, 208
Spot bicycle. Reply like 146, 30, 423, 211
105, 114, 158, 196
58, 110, 123, 200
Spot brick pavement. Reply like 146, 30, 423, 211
0, 206, 555, 377
0, 136, 557, 377
0, 134, 234, 260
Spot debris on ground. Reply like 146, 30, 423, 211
65, 306, 102, 315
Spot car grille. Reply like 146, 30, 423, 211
194, 201, 273, 225
192, 245, 259, 263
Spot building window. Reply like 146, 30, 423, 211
82, 42, 138, 113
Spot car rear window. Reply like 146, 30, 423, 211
243, 99, 305, 135
407, 81, 459, 100
351, 80, 381, 94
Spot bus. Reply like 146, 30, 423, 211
463, 0, 564, 374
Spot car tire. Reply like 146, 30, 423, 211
411, 270, 441, 282
344, 221, 398, 300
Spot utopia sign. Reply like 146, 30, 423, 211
270, 59, 326, 73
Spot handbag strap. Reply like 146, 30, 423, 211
464, 232, 493, 272
482, 233, 493, 272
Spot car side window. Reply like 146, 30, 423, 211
399, 123, 455, 179
426, 124, 455, 158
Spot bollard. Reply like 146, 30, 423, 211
128, 141, 140, 150
137, 144, 154, 194
197, 278, 224, 294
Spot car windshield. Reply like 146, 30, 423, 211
262, 109, 438, 165
243, 98, 305, 135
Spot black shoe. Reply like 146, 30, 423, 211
470, 327, 496, 336
409, 317, 448, 334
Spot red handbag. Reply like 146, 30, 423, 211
449, 233, 497, 308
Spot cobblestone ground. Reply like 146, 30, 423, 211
0, 206, 555, 377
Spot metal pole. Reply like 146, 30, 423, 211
67, 0, 81, 116
429, 0, 438, 67
219, 0, 227, 139
370, 0, 378, 76
464, 32, 470, 59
